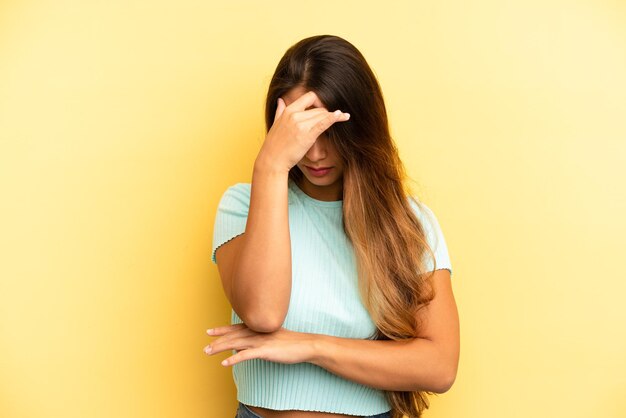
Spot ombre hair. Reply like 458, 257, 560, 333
264, 35, 440, 418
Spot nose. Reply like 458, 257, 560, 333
304, 136, 327, 162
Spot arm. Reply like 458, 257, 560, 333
215, 163, 291, 333
309, 269, 460, 393
214, 91, 349, 333
207, 269, 460, 393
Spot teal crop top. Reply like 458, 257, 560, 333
211, 177, 452, 416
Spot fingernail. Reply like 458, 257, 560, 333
343, 113, 350, 119
204, 346, 212, 354
206, 328, 214, 335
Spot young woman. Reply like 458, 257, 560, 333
206, 35, 459, 418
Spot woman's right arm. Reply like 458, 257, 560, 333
215, 162, 291, 333
215, 91, 350, 333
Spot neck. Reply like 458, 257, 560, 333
296, 177, 343, 202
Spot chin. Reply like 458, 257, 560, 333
304, 173, 337, 185
307, 177, 336, 186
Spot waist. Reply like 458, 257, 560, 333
240, 403, 391, 418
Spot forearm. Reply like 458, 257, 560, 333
231, 162, 291, 332
308, 334, 455, 393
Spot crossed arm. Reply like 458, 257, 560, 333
205, 268, 460, 394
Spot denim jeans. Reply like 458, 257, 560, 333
235, 402, 392, 418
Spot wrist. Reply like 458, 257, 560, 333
306, 333, 329, 367
253, 155, 291, 177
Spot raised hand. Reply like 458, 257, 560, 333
255, 91, 350, 174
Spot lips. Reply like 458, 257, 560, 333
305, 166, 333, 177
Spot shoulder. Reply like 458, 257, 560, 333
218, 182, 251, 207
214, 183, 252, 216
224, 182, 251, 197
407, 196, 448, 249
406, 195, 453, 275
407, 196, 438, 227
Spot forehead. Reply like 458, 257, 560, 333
282, 86, 325, 109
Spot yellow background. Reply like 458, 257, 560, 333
1, 1, 625, 417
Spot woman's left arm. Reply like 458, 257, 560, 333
311, 269, 459, 393
205, 269, 460, 394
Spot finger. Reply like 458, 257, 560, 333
221, 348, 264, 367
287, 91, 324, 113
204, 338, 247, 355
208, 333, 259, 355
300, 110, 350, 136
206, 323, 247, 336
209, 327, 257, 349
204, 339, 234, 355
205, 327, 260, 355
290, 107, 328, 122
274, 97, 286, 122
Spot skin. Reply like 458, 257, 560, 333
206, 88, 460, 418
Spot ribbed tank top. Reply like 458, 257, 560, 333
211, 178, 452, 416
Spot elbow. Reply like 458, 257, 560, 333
434, 373, 456, 394
241, 312, 286, 333
231, 292, 289, 333
432, 365, 457, 394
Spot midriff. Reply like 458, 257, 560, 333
246, 405, 356, 418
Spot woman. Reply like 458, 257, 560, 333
206, 35, 459, 418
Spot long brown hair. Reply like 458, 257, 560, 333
264, 35, 440, 418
